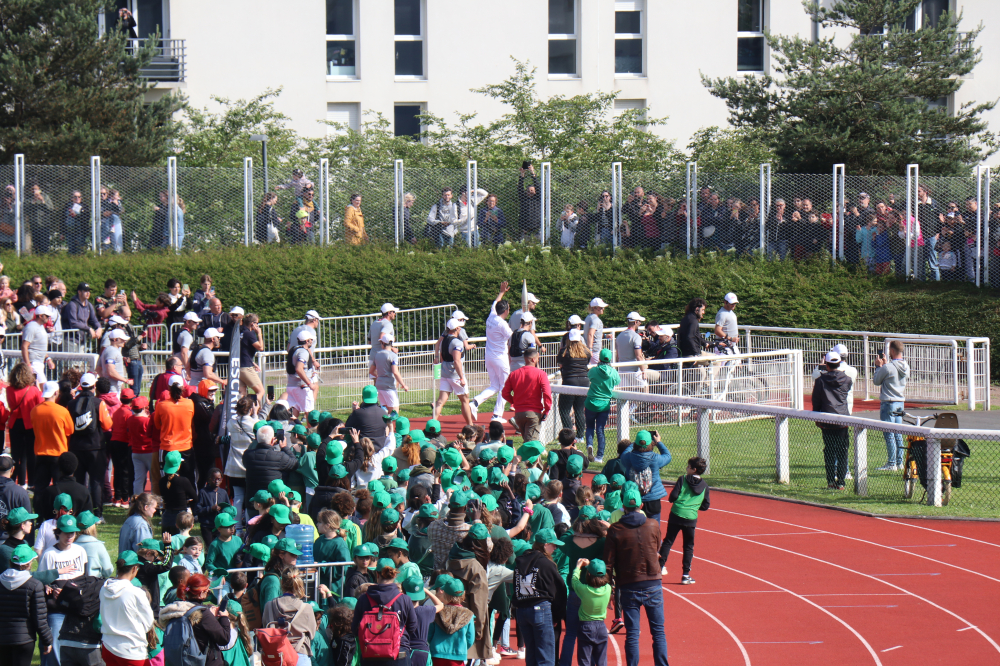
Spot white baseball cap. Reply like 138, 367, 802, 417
109, 315, 128, 326
654, 325, 673, 337
80, 373, 97, 388
825, 351, 842, 364
724, 292, 739, 304
203, 327, 222, 339
108, 329, 129, 341
168, 374, 184, 387
568, 329, 584, 342
452, 310, 468, 321
206, 383, 219, 392
230, 306, 245, 316
297, 328, 316, 342
590, 297, 608, 308
567, 314, 584, 326
183, 312, 202, 323
34, 305, 53, 318
832, 344, 849, 357
520, 311, 535, 323
446, 318, 461, 331
526, 293, 540, 304
626, 311, 645, 322
381, 303, 396, 314
380, 332, 394, 344
42, 381, 59, 399
305, 310, 321, 321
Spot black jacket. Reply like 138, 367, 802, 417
512, 550, 566, 609
55, 575, 103, 646
677, 312, 705, 358
812, 370, 853, 427
518, 174, 541, 235
191, 394, 218, 457
548, 448, 587, 482
0, 477, 31, 542
342, 566, 373, 600
556, 350, 589, 384
243, 443, 299, 499
35, 475, 93, 521
308, 486, 348, 524
344, 404, 388, 447
0, 571, 51, 648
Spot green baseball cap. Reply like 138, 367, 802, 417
381, 508, 400, 525
441, 448, 463, 469
396, 468, 411, 482
76, 510, 98, 529
587, 559, 607, 576
599, 348, 613, 363
396, 416, 411, 436
430, 573, 454, 590
479, 494, 498, 512
526, 483, 541, 500
10, 544, 37, 565
269, 504, 292, 525
268, 479, 291, 496
497, 445, 515, 465
448, 490, 469, 509
57, 514, 80, 533
291, 424, 308, 436
401, 575, 425, 601
352, 544, 377, 558
268, 420, 284, 433
410, 430, 428, 444
440, 577, 465, 597
478, 448, 496, 463
219, 503, 237, 518
488, 467, 507, 486
247, 543, 272, 562
275, 537, 302, 556
252, 420, 266, 434
470, 465, 488, 485
368, 480, 386, 494
288, 490, 302, 504
325, 441, 344, 465
307, 410, 320, 425
6, 507, 38, 526
139, 538, 163, 552
593, 474, 608, 486
517, 441, 546, 465
305, 433, 321, 449
417, 504, 438, 519
623, 487, 642, 509
54, 493, 73, 511
163, 450, 183, 475
250, 489, 272, 505
440, 469, 455, 489
528, 467, 545, 484
376, 557, 396, 572
533, 528, 564, 546
598, 510, 611, 521
424, 419, 441, 435
390, 490, 407, 508
635, 430, 652, 446
329, 464, 348, 479
468, 523, 489, 540
263, 535, 279, 548
387, 537, 409, 552
319, 411, 333, 422
227, 599, 244, 616
382, 457, 398, 474
566, 455, 584, 477
547, 451, 559, 467
611, 474, 626, 487
511, 539, 531, 556
117, 550, 140, 567
605, 490, 623, 511
452, 473, 470, 491
215, 512, 236, 528
579, 505, 597, 520
372, 492, 392, 509
361, 385, 379, 404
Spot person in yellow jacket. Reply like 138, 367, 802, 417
344, 194, 368, 245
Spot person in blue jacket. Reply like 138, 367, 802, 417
618, 430, 672, 523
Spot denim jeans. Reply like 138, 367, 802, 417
585, 408, 610, 458
516, 602, 556, 666
880, 401, 905, 466
43, 613, 66, 666
127, 360, 143, 395
557, 590, 581, 666
620, 585, 669, 666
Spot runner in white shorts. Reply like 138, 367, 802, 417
286, 328, 318, 416
432, 318, 473, 425
471, 282, 513, 421
369, 331, 409, 414
584, 297, 608, 366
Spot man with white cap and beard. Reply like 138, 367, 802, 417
434, 308, 477, 364
584, 297, 608, 365
470, 282, 512, 422
617, 312, 650, 390
714, 292, 740, 354
99, 329, 133, 395
370, 331, 409, 416
287, 328, 318, 417
509, 292, 540, 332
432, 318, 473, 425
189, 327, 223, 386
508, 311, 538, 373
369, 303, 397, 362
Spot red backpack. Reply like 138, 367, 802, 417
256, 626, 298, 666
359, 592, 405, 660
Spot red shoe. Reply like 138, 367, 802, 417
495, 645, 517, 657
610, 618, 624, 634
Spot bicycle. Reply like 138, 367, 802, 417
893, 410, 972, 506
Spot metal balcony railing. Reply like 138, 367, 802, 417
128, 38, 186, 82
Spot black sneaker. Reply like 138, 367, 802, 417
681, 575, 695, 585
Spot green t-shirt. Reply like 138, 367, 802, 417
342, 520, 363, 556
314, 535, 351, 594
585, 363, 621, 413
205, 536, 243, 571
571, 568, 612, 621
258, 572, 282, 610
381, 478, 398, 491
293, 450, 320, 489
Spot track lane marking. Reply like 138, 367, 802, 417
881, 646, 904, 653
875, 517, 1000, 549
661, 585, 752, 666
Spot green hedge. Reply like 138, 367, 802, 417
6, 244, 998, 379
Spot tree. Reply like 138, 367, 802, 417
0, 0, 183, 165
687, 126, 776, 174
702, 0, 995, 175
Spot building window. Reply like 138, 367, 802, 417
395, 0, 423, 77
613, 99, 646, 119
614, 2, 643, 75
904, 0, 949, 31
327, 0, 356, 78
395, 105, 423, 138
327, 103, 360, 136
737, 0, 765, 72
548, 0, 577, 76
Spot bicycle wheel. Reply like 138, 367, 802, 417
942, 479, 952, 506
904, 466, 916, 499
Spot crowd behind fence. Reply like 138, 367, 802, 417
5, 157, 999, 286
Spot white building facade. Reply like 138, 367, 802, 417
122, 0, 1000, 147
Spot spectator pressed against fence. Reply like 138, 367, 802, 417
874, 340, 910, 471
518, 164, 541, 242
811, 351, 853, 490
427, 187, 460, 247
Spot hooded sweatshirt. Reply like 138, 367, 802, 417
159, 600, 232, 666
619, 442, 673, 502
100, 577, 155, 660
667, 474, 711, 523
873, 358, 910, 403
350, 582, 418, 654
811, 370, 853, 425
512, 549, 566, 609
427, 604, 476, 661
0, 569, 51, 648
262, 595, 317, 656
585, 363, 621, 413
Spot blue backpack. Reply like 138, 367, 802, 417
163, 606, 208, 666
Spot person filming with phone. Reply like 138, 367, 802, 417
873, 340, 911, 472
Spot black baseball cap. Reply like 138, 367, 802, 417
77, 282, 91, 292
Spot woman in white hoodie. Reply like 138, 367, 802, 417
99, 551, 154, 666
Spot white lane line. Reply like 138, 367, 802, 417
681, 590, 783, 595
714, 509, 1000, 584
731, 532, 820, 537
676, 550, 884, 665
869, 573, 940, 576
700, 528, 1000, 656
609, 626, 623, 666
881, 646, 904, 653
662, 585, 752, 666
876, 517, 1000, 549
958, 626, 979, 632
893, 544, 956, 548
802, 594, 908, 597
743, 641, 822, 645
821, 605, 899, 608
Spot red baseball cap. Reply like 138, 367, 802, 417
132, 396, 149, 409
120, 387, 135, 400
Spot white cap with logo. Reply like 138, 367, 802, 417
567, 314, 584, 326
203, 328, 222, 339
626, 311, 646, 322
724, 292, 739, 304
590, 297, 608, 308
183, 312, 202, 322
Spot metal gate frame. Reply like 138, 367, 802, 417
243, 157, 254, 246
759, 163, 771, 254
832, 164, 845, 263
905, 163, 919, 277
394, 159, 404, 248
611, 162, 623, 252
13, 154, 24, 257
686, 161, 698, 256
467, 160, 479, 247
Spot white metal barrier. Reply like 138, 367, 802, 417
0, 350, 98, 383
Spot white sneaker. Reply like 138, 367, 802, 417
661, 566, 668, 576
876, 464, 895, 472
845, 471, 853, 480
469, 399, 479, 420
517, 650, 526, 660
594, 456, 603, 464
896, 464, 905, 471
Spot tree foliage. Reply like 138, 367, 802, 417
702, 0, 995, 175
0, 0, 183, 165
687, 126, 776, 174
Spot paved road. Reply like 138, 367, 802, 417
855, 408, 1000, 431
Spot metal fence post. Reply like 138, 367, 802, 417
759, 163, 770, 254
467, 160, 479, 247
775, 415, 789, 483
906, 164, 919, 277
616, 398, 630, 443
975, 165, 987, 287
611, 163, 622, 252
925, 435, 942, 507
696, 408, 710, 475
540, 162, 551, 246
318, 158, 329, 246
13, 154, 24, 257
394, 159, 404, 249
167, 156, 178, 252
90, 156, 101, 253
983, 166, 991, 286
243, 158, 253, 246
686, 161, 699, 254
852, 426, 868, 496
832, 164, 845, 263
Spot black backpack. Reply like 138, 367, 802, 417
509, 329, 529, 358
495, 487, 523, 530
286, 344, 314, 375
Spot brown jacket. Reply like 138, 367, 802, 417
604, 511, 661, 586
262, 595, 318, 656
446, 554, 492, 661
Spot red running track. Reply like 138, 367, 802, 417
508, 490, 1000, 666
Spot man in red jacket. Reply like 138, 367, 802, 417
500, 348, 551, 442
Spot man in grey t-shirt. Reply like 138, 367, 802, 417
509, 292, 539, 332
20, 305, 54, 382
432, 318, 473, 425
616, 311, 649, 389
189, 327, 223, 386
369, 331, 409, 414
100, 329, 131, 394
369, 303, 397, 361
508, 311, 538, 372
714, 292, 740, 354
584, 297, 608, 365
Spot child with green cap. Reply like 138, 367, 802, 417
292, 433, 322, 513
314, 509, 351, 596
204, 512, 243, 571
380, 457, 399, 490
571, 559, 612, 666
0, 506, 38, 573
659, 456, 710, 585
37, 514, 87, 579
34, 492, 74, 557
427, 577, 476, 666
591, 474, 608, 505
406, 503, 437, 579
584, 347, 621, 463
342, 544, 376, 599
